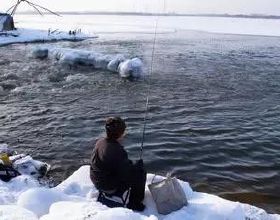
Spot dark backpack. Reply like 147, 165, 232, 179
97, 189, 130, 208
0, 164, 20, 182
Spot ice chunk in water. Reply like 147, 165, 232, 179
32, 47, 49, 59
118, 58, 144, 78
107, 54, 125, 72
94, 55, 113, 69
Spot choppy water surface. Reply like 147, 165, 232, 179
1, 18, 280, 213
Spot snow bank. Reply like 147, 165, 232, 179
0, 175, 39, 205
0, 28, 92, 47
0, 165, 279, 220
11, 155, 50, 178
32, 47, 144, 79
0, 205, 38, 220
17, 188, 68, 217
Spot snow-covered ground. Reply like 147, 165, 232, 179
0, 165, 279, 220
0, 28, 93, 46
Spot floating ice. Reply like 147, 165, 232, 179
31, 47, 144, 78
107, 54, 126, 73
58, 51, 93, 67
0, 28, 91, 47
94, 55, 113, 69
32, 47, 49, 59
119, 58, 144, 78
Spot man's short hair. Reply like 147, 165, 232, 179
105, 117, 126, 140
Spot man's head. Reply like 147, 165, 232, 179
105, 117, 126, 140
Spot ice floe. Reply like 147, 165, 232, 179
32, 47, 144, 79
0, 28, 91, 47
118, 58, 144, 78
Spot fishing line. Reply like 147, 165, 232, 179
139, 13, 161, 160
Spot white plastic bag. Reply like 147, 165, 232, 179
148, 175, 188, 215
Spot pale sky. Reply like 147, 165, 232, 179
1, 0, 280, 15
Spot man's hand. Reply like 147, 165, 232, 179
135, 159, 144, 167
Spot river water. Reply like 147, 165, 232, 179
0, 15, 280, 213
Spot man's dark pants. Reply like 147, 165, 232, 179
114, 160, 146, 205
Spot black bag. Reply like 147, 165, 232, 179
0, 164, 20, 182
97, 189, 130, 208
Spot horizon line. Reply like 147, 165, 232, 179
9, 11, 280, 19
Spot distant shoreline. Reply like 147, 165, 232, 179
16, 11, 280, 20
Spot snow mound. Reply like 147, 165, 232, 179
41, 202, 157, 220
11, 155, 50, 178
40, 201, 106, 220
0, 205, 38, 220
93, 208, 158, 220
0, 165, 279, 220
0, 175, 39, 205
17, 188, 68, 217
31, 47, 144, 79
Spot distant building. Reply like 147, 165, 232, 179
0, 13, 15, 31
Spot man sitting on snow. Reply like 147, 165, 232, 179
90, 117, 146, 211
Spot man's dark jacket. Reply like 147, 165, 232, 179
90, 138, 133, 191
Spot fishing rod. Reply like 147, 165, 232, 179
139, 18, 159, 160
140, 0, 165, 159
